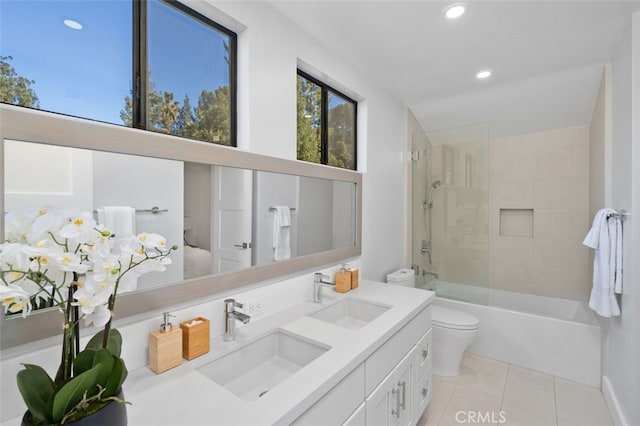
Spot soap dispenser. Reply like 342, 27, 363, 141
335, 264, 352, 293
149, 312, 183, 374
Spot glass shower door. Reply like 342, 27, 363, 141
412, 124, 490, 305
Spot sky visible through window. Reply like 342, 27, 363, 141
0, 0, 230, 127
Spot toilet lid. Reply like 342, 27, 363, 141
432, 305, 479, 330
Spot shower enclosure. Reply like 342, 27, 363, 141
411, 124, 490, 304
409, 123, 601, 386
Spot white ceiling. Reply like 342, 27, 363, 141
270, 1, 639, 138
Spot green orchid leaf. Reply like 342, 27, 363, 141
104, 356, 128, 397
52, 364, 102, 422
16, 364, 55, 423
92, 349, 115, 391
85, 329, 122, 357
72, 349, 96, 376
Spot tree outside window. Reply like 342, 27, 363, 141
0, 0, 236, 147
297, 71, 357, 170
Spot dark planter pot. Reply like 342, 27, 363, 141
21, 390, 127, 426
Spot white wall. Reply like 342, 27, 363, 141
187, 0, 407, 281
4, 140, 93, 211
297, 176, 332, 256
603, 12, 640, 426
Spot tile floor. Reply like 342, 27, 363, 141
417, 353, 613, 426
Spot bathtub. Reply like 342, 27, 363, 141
422, 281, 601, 387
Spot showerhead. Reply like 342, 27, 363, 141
424, 180, 443, 210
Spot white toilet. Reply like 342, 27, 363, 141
431, 304, 479, 376
386, 268, 480, 376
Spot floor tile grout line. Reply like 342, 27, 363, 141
436, 377, 459, 426
499, 363, 511, 412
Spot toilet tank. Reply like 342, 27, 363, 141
386, 268, 415, 287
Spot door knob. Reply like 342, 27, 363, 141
234, 242, 251, 249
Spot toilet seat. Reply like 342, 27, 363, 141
432, 305, 479, 330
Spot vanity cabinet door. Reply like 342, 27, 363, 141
394, 347, 415, 426
366, 368, 396, 426
366, 348, 416, 426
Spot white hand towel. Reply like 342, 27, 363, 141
97, 206, 136, 237
583, 208, 621, 317
272, 206, 291, 261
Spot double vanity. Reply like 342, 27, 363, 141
125, 281, 434, 425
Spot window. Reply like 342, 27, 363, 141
297, 71, 357, 170
0, 0, 236, 146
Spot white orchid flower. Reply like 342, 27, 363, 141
1, 207, 174, 322
26, 209, 71, 244
59, 211, 97, 241
83, 304, 112, 327
72, 283, 110, 314
0, 285, 32, 318
54, 252, 89, 274
136, 233, 168, 251
82, 273, 116, 294
0, 243, 30, 271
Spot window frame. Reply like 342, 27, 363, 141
0, 0, 237, 147
134, 0, 237, 147
297, 69, 357, 170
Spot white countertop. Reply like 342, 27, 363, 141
3, 281, 434, 426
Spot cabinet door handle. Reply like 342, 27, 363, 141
391, 387, 401, 419
399, 380, 407, 410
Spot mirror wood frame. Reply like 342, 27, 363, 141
0, 104, 362, 348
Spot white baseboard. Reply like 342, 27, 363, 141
602, 376, 629, 426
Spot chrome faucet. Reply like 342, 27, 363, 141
313, 272, 335, 303
423, 270, 439, 280
224, 299, 250, 342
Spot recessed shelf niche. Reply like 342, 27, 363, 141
499, 209, 534, 237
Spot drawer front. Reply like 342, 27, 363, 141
414, 368, 432, 422
365, 305, 431, 395
414, 328, 432, 381
293, 363, 365, 426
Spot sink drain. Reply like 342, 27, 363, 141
258, 389, 269, 398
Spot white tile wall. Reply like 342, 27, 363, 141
489, 126, 591, 301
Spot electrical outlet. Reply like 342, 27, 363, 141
243, 298, 266, 317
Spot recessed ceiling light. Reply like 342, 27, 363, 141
444, 4, 466, 20
64, 19, 83, 30
476, 70, 492, 79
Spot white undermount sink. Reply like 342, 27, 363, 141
197, 329, 330, 401
308, 298, 391, 329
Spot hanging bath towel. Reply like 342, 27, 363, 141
583, 208, 622, 317
272, 206, 291, 261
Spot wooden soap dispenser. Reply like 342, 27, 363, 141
335, 264, 352, 293
149, 312, 183, 374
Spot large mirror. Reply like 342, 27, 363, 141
0, 105, 361, 347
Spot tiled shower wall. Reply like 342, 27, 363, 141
489, 126, 591, 301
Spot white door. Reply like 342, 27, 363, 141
212, 166, 252, 274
